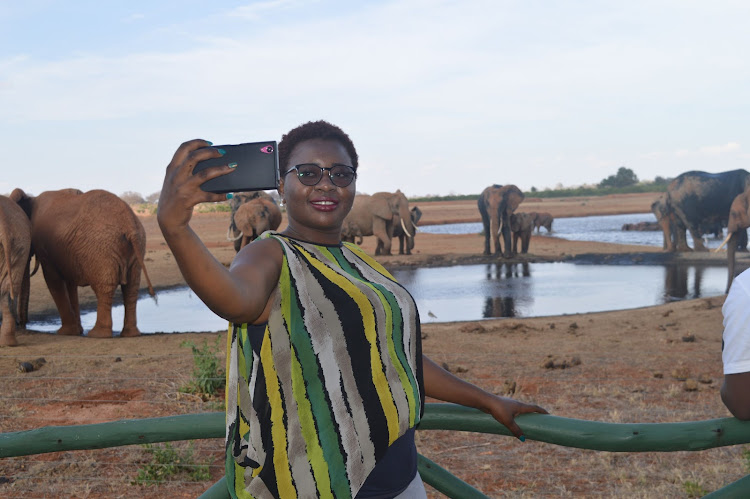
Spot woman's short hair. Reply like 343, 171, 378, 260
278, 120, 359, 172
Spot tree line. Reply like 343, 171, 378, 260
117, 167, 670, 205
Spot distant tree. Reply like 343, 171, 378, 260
120, 191, 145, 205
599, 167, 638, 188
530, 186, 538, 193
653, 176, 671, 186
146, 191, 160, 203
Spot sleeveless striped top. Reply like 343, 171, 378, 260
225, 232, 424, 499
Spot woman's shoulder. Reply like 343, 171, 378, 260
231, 234, 284, 271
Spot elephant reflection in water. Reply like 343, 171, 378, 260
663, 265, 704, 301
482, 262, 531, 319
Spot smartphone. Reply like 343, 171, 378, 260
193, 141, 279, 193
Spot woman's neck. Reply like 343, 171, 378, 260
280, 224, 342, 246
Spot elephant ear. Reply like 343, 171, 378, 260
505, 187, 524, 213
372, 197, 394, 220
10, 188, 32, 219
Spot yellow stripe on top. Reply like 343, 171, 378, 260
343, 242, 419, 426
342, 242, 396, 280
300, 246, 400, 443
264, 259, 297, 499
289, 344, 333, 497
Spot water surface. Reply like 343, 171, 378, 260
419, 213, 727, 249
26, 262, 727, 332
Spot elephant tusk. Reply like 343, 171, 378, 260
401, 218, 413, 238
714, 232, 733, 252
226, 227, 243, 242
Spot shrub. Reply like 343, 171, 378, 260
180, 338, 225, 399
133, 442, 210, 485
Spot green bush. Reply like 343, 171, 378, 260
180, 338, 225, 399
195, 202, 232, 213
682, 480, 708, 498
133, 442, 210, 485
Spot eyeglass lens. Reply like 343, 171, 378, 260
294, 164, 356, 187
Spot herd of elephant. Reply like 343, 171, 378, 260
1, 168, 748, 346
648, 169, 750, 292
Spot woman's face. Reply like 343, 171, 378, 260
279, 138, 356, 243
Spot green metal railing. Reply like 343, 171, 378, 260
2, 404, 750, 498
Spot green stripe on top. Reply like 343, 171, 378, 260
372, 281, 418, 425
327, 245, 362, 278
290, 245, 352, 498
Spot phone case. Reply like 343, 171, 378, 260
193, 141, 279, 194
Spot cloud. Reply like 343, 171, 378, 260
227, 0, 303, 20
698, 142, 741, 155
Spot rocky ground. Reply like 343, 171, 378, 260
2, 192, 750, 498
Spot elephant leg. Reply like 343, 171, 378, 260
0, 297, 17, 346
120, 279, 141, 338
88, 282, 116, 338
42, 266, 82, 336
501, 218, 513, 257
18, 261, 31, 327
522, 233, 531, 253
689, 227, 708, 251
491, 219, 501, 255
398, 235, 406, 255
373, 219, 392, 255
738, 229, 748, 252
673, 223, 691, 252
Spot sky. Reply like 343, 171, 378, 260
2, 0, 750, 199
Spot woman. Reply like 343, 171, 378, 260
157, 121, 547, 499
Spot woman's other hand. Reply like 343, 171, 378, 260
482, 395, 548, 441
157, 139, 233, 235
422, 355, 548, 441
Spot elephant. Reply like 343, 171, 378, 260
384, 205, 422, 255
664, 169, 750, 252
478, 184, 525, 257
717, 187, 750, 292
233, 196, 282, 250
0, 195, 32, 346
227, 191, 279, 253
10, 188, 155, 338
534, 212, 554, 233
651, 194, 686, 251
342, 190, 416, 255
510, 212, 537, 255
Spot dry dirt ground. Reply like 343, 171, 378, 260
2, 192, 750, 498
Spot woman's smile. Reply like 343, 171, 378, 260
310, 197, 339, 212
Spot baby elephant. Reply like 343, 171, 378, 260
0, 195, 32, 346
234, 197, 282, 249
11, 188, 155, 338
510, 212, 538, 255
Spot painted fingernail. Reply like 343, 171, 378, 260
519, 435, 526, 442
205, 140, 213, 146
217, 148, 226, 155
226, 193, 233, 200
228, 162, 238, 169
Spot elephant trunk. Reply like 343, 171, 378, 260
400, 217, 413, 238
727, 232, 739, 293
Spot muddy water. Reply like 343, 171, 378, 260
391, 261, 727, 323
420, 213, 729, 249
25, 261, 728, 333
24, 215, 736, 333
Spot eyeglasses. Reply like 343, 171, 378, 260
283, 163, 357, 187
